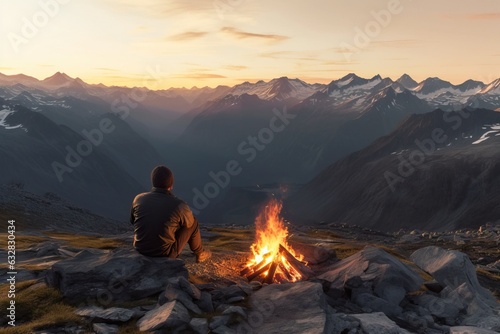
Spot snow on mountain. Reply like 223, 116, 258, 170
396, 74, 418, 90
226, 77, 323, 105
480, 78, 500, 95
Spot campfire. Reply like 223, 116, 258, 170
240, 199, 313, 284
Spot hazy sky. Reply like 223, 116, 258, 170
1, 0, 499, 88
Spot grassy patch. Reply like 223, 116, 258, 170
0, 234, 47, 250
44, 232, 127, 249
0, 281, 81, 333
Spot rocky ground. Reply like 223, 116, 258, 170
0, 220, 499, 334
1, 185, 499, 333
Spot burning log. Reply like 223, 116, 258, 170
263, 260, 279, 284
246, 262, 271, 282
279, 244, 315, 280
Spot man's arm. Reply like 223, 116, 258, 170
178, 202, 196, 228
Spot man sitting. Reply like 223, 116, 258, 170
130, 166, 211, 263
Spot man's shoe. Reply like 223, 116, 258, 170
196, 249, 212, 263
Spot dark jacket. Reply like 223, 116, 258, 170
130, 187, 195, 257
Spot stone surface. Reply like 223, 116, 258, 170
351, 312, 412, 334
92, 323, 119, 334
354, 293, 403, 317
75, 306, 135, 322
158, 285, 202, 314
136, 301, 190, 332
319, 247, 423, 305
412, 294, 461, 323
247, 281, 329, 334
189, 318, 209, 334
410, 246, 497, 306
45, 248, 188, 302
450, 326, 499, 334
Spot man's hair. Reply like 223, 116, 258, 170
151, 166, 174, 189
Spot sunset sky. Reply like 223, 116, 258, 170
1, 0, 499, 88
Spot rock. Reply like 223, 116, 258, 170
189, 318, 209, 334
410, 246, 497, 306
211, 285, 248, 305
450, 326, 499, 334
246, 281, 329, 334
222, 306, 247, 319
92, 323, 119, 334
75, 306, 135, 322
45, 248, 188, 302
423, 281, 444, 294
353, 293, 403, 317
328, 312, 360, 334
209, 315, 231, 330
158, 285, 202, 314
195, 291, 214, 313
136, 301, 190, 332
319, 247, 423, 306
212, 325, 236, 334
351, 312, 412, 334
288, 240, 337, 265
177, 276, 202, 300
412, 294, 461, 325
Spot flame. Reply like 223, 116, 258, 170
246, 198, 304, 282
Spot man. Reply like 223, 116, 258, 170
130, 165, 212, 263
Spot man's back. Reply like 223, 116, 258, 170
131, 187, 188, 257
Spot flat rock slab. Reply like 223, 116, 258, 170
45, 248, 188, 302
351, 312, 411, 334
137, 300, 190, 332
76, 306, 135, 322
410, 246, 496, 305
319, 246, 423, 304
450, 326, 500, 334
246, 281, 329, 334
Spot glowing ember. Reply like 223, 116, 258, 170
243, 198, 308, 283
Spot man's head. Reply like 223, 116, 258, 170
151, 165, 174, 190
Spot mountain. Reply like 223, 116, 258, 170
287, 108, 500, 231
225, 77, 323, 107
396, 74, 418, 90
0, 99, 146, 219
480, 78, 500, 95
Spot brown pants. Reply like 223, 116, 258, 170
169, 218, 203, 258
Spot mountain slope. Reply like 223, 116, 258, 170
287, 108, 500, 231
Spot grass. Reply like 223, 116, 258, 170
0, 280, 82, 334
44, 232, 128, 249
0, 234, 47, 250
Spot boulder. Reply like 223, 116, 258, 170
136, 300, 190, 332
319, 247, 423, 305
410, 246, 497, 306
245, 281, 330, 334
158, 285, 202, 314
450, 326, 499, 334
45, 248, 187, 302
351, 312, 412, 334
354, 293, 403, 317
288, 241, 337, 265
189, 318, 209, 334
75, 306, 135, 323
412, 294, 461, 324
92, 323, 119, 334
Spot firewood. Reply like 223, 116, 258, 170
246, 262, 271, 282
263, 261, 278, 284
279, 244, 315, 279
278, 262, 293, 281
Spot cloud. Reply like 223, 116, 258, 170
221, 27, 288, 42
466, 13, 500, 20
370, 40, 418, 48
95, 67, 120, 72
259, 51, 322, 62
224, 65, 248, 71
174, 73, 227, 79
168, 31, 208, 41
